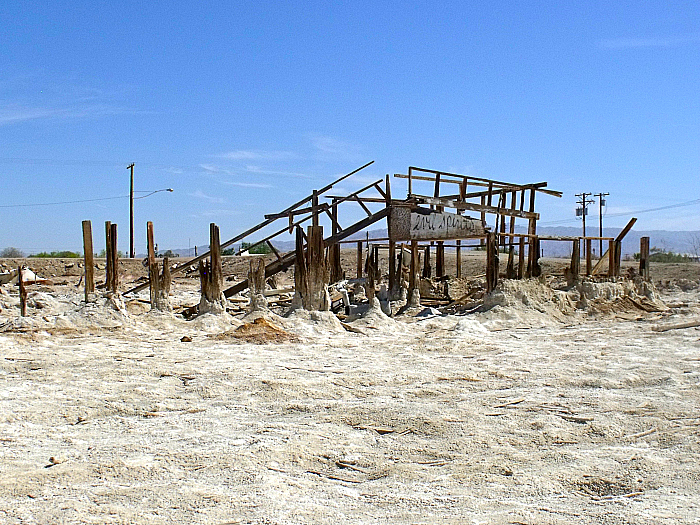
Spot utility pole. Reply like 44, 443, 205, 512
127, 163, 135, 258
594, 192, 609, 259
575, 192, 594, 259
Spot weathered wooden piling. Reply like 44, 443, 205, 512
18, 265, 26, 316
639, 236, 650, 280
82, 220, 95, 302
105, 221, 113, 290
486, 232, 499, 292
199, 223, 225, 313
585, 238, 592, 276
248, 257, 267, 311
518, 236, 525, 279
147, 221, 172, 311
570, 238, 580, 284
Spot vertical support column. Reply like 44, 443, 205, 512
109, 223, 119, 292
105, 221, 112, 291
18, 265, 27, 317
456, 240, 462, 278
82, 220, 95, 302
304, 225, 329, 310
423, 244, 431, 278
388, 241, 396, 293
506, 190, 517, 278
480, 195, 487, 246
585, 238, 592, 276
312, 190, 319, 228
518, 236, 525, 279
486, 232, 499, 293
527, 188, 537, 278
199, 223, 224, 313
436, 241, 444, 278
356, 241, 363, 279
210, 223, 223, 298
614, 240, 622, 277
409, 240, 418, 296
639, 236, 650, 280
570, 238, 580, 283
608, 239, 616, 277
329, 199, 342, 283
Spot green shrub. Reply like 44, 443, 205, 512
241, 242, 272, 255
0, 247, 24, 258
29, 251, 81, 258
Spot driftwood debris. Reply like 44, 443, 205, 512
652, 319, 700, 333
247, 257, 268, 311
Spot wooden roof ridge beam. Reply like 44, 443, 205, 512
395, 174, 562, 198
413, 196, 539, 220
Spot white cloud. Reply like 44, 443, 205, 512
221, 181, 273, 189
244, 165, 314, 179
599, 34, 700, 49
217, 149, 298, 160
189, 190, 226, 204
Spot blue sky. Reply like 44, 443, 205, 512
1, 1, 698, 254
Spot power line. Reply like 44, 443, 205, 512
0, 189, 173, 208
542, 197, 700, 225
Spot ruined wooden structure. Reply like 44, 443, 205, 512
121, 161, 644, 313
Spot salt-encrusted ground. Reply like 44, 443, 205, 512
0, 274, 699, 524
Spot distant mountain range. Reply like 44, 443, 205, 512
163, 226, 700, 260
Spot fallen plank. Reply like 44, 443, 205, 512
652, 319, 700, 332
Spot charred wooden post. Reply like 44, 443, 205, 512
517, 236, 525, 279
105, 221, 113, 290
436, 241, 444, 278
293, 226, 307, 309
82, 220, 95, 302
109, 223, 119, 292
456, 240, 462, 278
639, 236, 650, 280
366, 250, 376, 301
486, 232, 499, 293
248, 257, 268, 311
530, 236, 541, 278
373, 245, 380, 283
312, 190, 319, 228
199, 223, 225, 313
388, 241, 397, 295
18, 265, 27, 317
422, 245, 431, 278
356, 241, 363, 279
585, 238, 592, 276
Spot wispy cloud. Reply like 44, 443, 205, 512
309, 134, 363, 162
221, 181, 273, 189
599, 33, 700, 49
0, 103, 148, 126
199, 163, 232, 175
189, 189, 226, 204
244, 165, 314, 179
190, 209, 244, 219
217, 149, 298, 160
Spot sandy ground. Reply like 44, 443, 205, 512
1, 256, 699, 524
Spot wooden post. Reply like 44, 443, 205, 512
356, 241, 363, 279
147, 221, 160, 307
480, 195, 486, 246
199, 223, 224, 312
531, 236, 541, 278
82, 220, 95, 302
456, 240, 461, 278
436, 241, 444, 278
639, 236, 650, 280
409, 240, 418, 295
527, 188, 537, 278
506, 191, 517, 278
518, 236, 525, 279
105, 221, 112, 291
388, 241, 396, 293
18, 265, 27, 317
486, 232, 498, 292
305, 225, 329, 310
608, 239, 616, 277
373, 245, 380, 283
585, 238, 592, 276
423, 245, 431, 278
614, 240, 622, 277
109, 223, 119, 292
329, 199, 342, 283
312, 190, 319, 228
570, 238, 580, 283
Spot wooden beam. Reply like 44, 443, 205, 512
413, 195, 539, 220
639, 236, 650, 280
